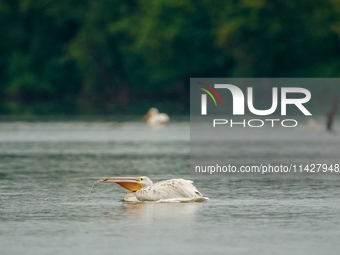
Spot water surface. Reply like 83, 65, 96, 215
0, 121, 340, 255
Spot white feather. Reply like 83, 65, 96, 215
147, 113, 170, 125
143, 108, 170, 125
122, 179, 208, 202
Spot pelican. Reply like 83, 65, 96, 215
100, 176, 209, 202
142, 108, 170, 125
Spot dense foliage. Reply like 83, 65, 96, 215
1, 0, 340, 114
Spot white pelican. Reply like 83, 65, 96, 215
142, 108, 170, 125
100, 176, 209, 202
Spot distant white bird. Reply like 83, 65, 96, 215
100, 176, 209, 202
297, 118, 320, 131
142, 108, 169, 125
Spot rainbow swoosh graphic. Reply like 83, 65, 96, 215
197, 82, 223, 106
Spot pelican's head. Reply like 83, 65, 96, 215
142, 107, 159, 121
148, 107, 159, 115
100, 176, 153, 191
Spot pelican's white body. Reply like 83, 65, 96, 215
123, 179, 208, 203
143, 108, 170, 125
147, 113, 170, 125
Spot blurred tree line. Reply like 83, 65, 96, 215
0, 0, 340, 115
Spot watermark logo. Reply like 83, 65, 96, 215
200, 84, 312, 116
190, 78, 339, 178
197, 82, 312, 128
197, 82, 223, 115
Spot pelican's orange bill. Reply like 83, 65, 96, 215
100, 177, 143, 191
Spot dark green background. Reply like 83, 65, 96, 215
0, 0, 340, 116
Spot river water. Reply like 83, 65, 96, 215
0, 120, 340, 255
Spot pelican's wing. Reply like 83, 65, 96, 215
148, 113, 170, 124
135, 179, 206, 201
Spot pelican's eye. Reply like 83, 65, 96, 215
140, 178, 144, 181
